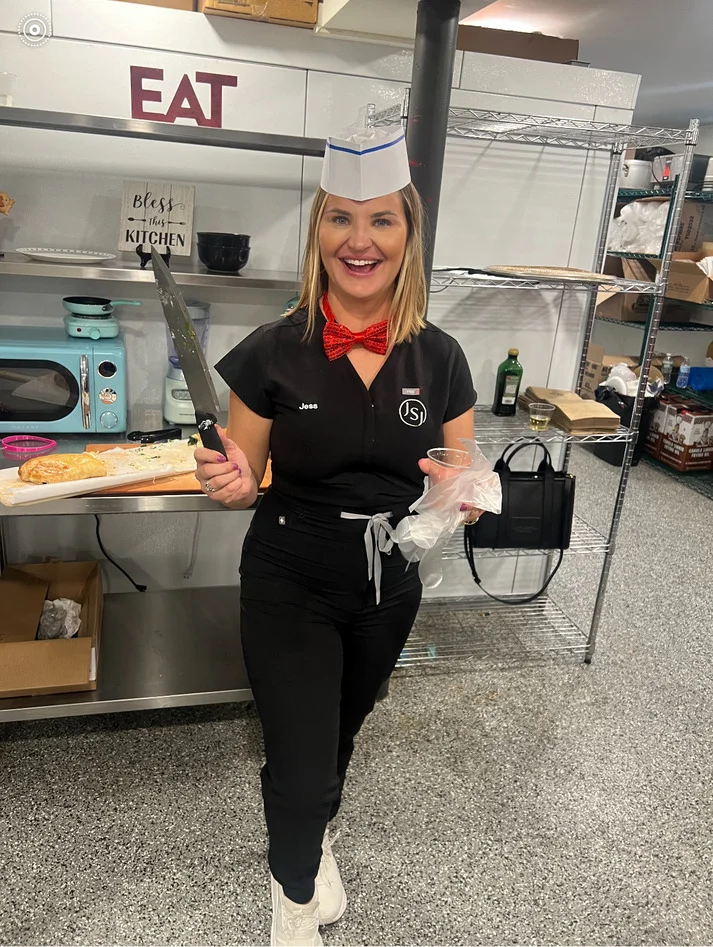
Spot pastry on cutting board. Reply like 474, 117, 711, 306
19, 453, 108, 484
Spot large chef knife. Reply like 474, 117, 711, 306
150, 246, 224, 455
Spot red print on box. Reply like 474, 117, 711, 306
130, 66, 238, 127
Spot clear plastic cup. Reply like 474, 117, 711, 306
426, 447, 471, 488
0, 73, 16, 107
528, 402, 555, 432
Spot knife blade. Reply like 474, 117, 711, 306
150, 247, 224, 456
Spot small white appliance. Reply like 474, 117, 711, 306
163, 301, 210, 424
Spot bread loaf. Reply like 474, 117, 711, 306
19, 453, 108, 484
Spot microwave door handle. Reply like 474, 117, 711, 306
80, 354, 91, 430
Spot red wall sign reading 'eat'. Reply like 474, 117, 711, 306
130, 66, 238, 127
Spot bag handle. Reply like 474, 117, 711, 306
462, 541, 564, 605
495, 439, 555, 474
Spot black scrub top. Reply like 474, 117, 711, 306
215, 307, 476, 515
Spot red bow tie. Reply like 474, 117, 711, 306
322, 293, 389, 361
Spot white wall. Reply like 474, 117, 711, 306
0, 0, 641, 598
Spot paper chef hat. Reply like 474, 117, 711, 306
320, 126, 411, 202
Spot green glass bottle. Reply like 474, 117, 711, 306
492, 348, 523, 416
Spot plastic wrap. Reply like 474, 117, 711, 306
607, 199, 669, 254
393, 440, 502, 589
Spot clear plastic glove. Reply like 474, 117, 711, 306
394, 440, 502, 589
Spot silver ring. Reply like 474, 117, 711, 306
204, 481, 216, 494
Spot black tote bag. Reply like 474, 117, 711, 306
464, 440, 575, 604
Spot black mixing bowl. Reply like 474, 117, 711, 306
197, 232, 251, 248
197, 242, 250, 273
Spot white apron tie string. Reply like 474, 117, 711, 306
340, 511, 394, 605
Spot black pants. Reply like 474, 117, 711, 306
240, 490, 422, 904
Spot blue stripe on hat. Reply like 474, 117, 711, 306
326, 133, 406, 156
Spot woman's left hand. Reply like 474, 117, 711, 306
417, 457, 484, 525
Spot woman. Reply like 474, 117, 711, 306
195, 128, 477, 946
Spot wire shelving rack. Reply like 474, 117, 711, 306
369, 90, 700, 666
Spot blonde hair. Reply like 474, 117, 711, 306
288, 183, 428, 345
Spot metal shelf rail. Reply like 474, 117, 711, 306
596, 316, 713, 332
0, 103, 700, 720
368, 91, 700, 665
401, 596, 586, 669
0, 252, 300, 293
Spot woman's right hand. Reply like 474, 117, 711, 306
194, 425, 256, 508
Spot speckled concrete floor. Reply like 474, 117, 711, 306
1, 452, 712, 947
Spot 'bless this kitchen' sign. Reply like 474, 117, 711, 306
119, 180, 195, 256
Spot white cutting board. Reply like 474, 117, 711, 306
0, 443, 199, 507
0, 464, 187, 507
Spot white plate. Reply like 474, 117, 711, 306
15, 248, 117, 264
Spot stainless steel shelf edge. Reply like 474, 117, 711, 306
0, 254, 301, 292
0, 492, 239, 516
0, 107, 326, 158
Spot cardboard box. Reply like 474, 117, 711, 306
655, 252, 713, 305
456, 25, 579, 63
197, 0, 317, 27
113, 0, 195, 9
581, 343, 605, 400
0, 561, 103, 699
644, 394, 683, 458
597, 257, 690, 322
657, 401, 713, 471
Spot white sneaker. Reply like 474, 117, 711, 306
316, 829, 347, 925
270, 875, 322, 947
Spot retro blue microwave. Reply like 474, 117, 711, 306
0, 326, 127, 434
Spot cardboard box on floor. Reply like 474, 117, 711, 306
658, 401, 713, 471
456, 25, 579, 63
197, 0, 317, 27
597, 256, 690, 323
0, 561, 103, 699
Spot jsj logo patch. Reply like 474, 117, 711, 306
399, 399, 427, 427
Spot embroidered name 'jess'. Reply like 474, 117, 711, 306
299, 403, 319, 410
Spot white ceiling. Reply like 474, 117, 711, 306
463, 0, 713, 128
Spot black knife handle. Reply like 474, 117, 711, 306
196, 412, 224, 456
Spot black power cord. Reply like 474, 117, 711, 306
94, 514, 147, 592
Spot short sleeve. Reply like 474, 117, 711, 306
444, 340, 477, 422
214, 326, 274, 419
